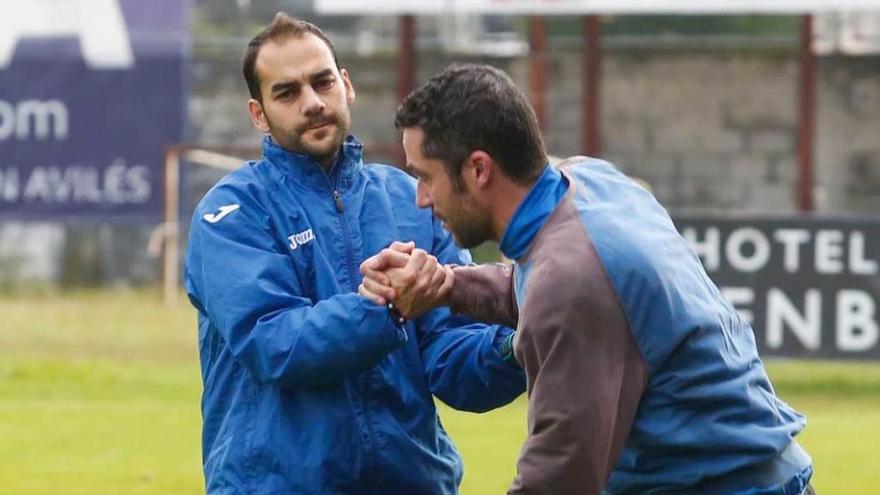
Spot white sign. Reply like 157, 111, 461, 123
816, 12, 880, 54
0, 0, 133, 69
316, 0, 880, 14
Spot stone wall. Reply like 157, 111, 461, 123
815, 56, 880, 213
542, 49, 880, 215
190, 46, 880, 214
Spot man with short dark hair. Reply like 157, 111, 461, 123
185, 16, 524, 494
361, 63, 816, 495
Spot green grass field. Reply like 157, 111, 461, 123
1, 290, 878, 494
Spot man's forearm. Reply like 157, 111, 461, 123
448, 263, 519, 328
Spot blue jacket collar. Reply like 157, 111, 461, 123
499, 165, 569, 261
261, 134, 364, 191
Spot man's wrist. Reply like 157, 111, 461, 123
497, 331, 517, 364
436, 264, 455, 309
387, 301, 407, 326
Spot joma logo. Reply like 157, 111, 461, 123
288, 229, 315, 250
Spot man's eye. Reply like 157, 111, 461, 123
276, 91, 291, 100
316, 79, 334, 90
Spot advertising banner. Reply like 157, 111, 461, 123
675, 216, 880, 359
0, 0, 189, 222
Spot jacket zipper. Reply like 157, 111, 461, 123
327, 161, 379, 483
333, 190, 344, 213
331, 177, 359, 291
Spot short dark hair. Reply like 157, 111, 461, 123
242, 13, 339, 102
395, 64, 547, 188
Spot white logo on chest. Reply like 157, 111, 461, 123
288, 229, 315, 250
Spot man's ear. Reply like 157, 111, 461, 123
463, 150, 495, 190
247, 98, 270, 133
340, 68, 356, 104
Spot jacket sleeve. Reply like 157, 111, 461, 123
448, 263, 519, 328
185, 186, 406, 389
411, 217, 526, 413
508, 258, 648, 495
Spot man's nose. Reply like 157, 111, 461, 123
416, 183, 433, 209
302, 87, 326, 117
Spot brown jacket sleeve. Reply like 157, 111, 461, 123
508, 202, 648, 495
448, 263, 519, 329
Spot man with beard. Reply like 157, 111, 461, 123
360, 64, 815, 495
184, 15, 524, 494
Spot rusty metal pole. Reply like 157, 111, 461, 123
528, 16, 548, 131
395, 15, 416, 166
583, 15, 602, 156
162, 148, 180, 306
397, 15, 416, 104
797, 14, 816, 212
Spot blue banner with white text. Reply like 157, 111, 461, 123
0, 0, 189, 222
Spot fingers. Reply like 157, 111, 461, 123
360, 261, 391, 286
389, 248, 425, 291
359, 250, 404, 302
403, 248, 428, 274
388, 240, 415, 253
408, 253, 438, 298
371, 249, 411, 272
427, 261, 447, 295
360, 245, 452, 318
361, 275, 396, 303
358, 282, 387, 306
359, 241, 414, 276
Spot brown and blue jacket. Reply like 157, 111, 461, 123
450, 158, 812, 495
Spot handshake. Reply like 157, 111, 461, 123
358, 241, 454, 320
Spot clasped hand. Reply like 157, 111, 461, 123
358, 241, 454, 319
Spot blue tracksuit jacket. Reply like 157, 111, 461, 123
184, 135, 525, 494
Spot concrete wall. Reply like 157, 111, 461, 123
584, 50, 802, 213
815, 56, 880, 213
190, 46, 880, 215
541, 49, 880, 216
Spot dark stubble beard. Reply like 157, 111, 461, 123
268, 109, 351, 165
443, 191, 493, 249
